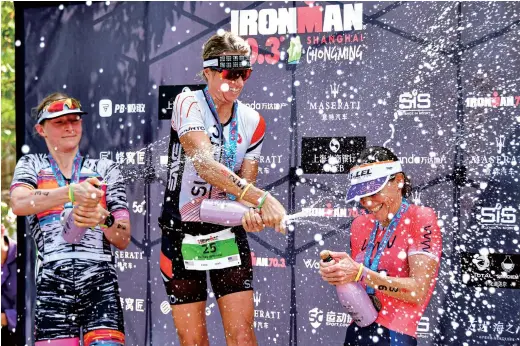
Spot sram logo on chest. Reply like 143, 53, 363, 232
208, 125, 244, 145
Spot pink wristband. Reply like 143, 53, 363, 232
113, 209, 130, 220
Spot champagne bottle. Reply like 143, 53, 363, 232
60, 207, 88, 244
199, 199, 250, 226
320, 250, 378, 327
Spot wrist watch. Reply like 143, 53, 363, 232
103, 212, 115, 228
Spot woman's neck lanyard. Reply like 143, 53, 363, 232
203, 87, 239, 201
48, 151, 82, 208
363, 199, 410, 297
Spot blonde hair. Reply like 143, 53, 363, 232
199, 31, 251, 81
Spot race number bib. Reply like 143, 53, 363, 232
181, 228, 241, 270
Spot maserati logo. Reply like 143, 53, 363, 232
253, 291, 262, 307
330, 82, 340, 98
412, 191, 422, 206
496, 135, 506, 154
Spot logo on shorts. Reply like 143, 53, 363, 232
169, 295, 178, 305
244, 279, 252, 289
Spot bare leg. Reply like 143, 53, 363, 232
171, 301, 209, 346
218, 291, 257, 346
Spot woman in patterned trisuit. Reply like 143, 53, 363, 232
10, 93, 131, 346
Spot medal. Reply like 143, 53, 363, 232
369, 294, 382, 312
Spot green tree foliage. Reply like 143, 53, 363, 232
1, 1, 17, 236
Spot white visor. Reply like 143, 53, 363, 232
345, 161, 403, 203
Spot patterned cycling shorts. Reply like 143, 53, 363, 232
35, 258, 125, 343
159, 220, 254, 305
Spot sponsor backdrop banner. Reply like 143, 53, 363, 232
16, 2, 519, 345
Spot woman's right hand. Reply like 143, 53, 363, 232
72, 177, 104, 207
319, 251, 359, 286
259, 194, 287, 234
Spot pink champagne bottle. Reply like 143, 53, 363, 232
60, 207, 88, 244
199, 199, 250, 226
320, 250, 378, 327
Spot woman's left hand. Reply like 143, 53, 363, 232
319, 251, 361, 286
73, 204, 110, 228
242, 208, 264, 232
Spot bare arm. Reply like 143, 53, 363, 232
11, 178, 104, 216
10, 186, 70, 216
180, 132, 286, 232
238, 158, 265, 232
103, 217, 131, 250
237, 158, 259, 208
361, 254, 439, 305
320, 252, 439, 305
180, 132, 265, 205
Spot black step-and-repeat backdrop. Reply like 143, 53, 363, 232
15, 2, 520, 345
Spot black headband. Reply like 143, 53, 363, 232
203, 55, 251, 69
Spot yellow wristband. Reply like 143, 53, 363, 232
355, 264, 364, 282
239, 183, 253, 200
68, 184, 75, 203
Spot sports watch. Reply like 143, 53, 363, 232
103, 212, 115, 228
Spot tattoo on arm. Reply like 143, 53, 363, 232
377, 285, 399, 293
34, 191, 50, 196
116, 223, 127, 231
227, 174, 246, 189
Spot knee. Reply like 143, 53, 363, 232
226, 322, 256, 345
177, 329, 209, 346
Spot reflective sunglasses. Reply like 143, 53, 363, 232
209, 67, 252, 82
37, 98, 86, 124
45, 98, 82, 112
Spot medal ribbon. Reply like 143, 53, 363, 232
48, 151, 82, 208
203, 87, 239, 200
363, 199, 410, 296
